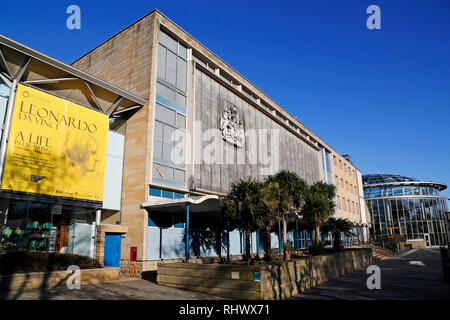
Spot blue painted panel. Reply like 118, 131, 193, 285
162, 190, 173, 199
286, 230, 294, 244
147, 228, 161, 259
257, 231, 264, 253
174, 192, 185, 199
104, 234, 121, 267
149, 187, 162, 197
189, 230, 217, 257
229, 230, 241, 255
156, 94, 187, 114
148, 216, 157, 227
251, 231, 257, 253
270, 232, 279, 249
161, 228, 185, 258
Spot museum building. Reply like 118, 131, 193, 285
70, 9, 369, 275
363, 174, 449, 248
0, 34, 146, 266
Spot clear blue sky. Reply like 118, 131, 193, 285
1, 1, 449, 199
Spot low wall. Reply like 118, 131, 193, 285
407, 240, 426, 249
121, 254, 262, 276
157, 248, 372, 300
0, 267, 120, 292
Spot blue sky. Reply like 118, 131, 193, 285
1, 0, 449, 199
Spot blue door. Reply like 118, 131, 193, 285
104, 234, 121, 267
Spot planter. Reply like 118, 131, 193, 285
157, 248, 372, 300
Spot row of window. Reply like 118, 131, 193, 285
337, 196, 359, 214
366, 197, 448, 224
364, 185, 441, 198
149, 187, 185, 199
336, 175, 357, 194
367, 197, 449, 245
154, 30, 188, 188
333, 156, 354, 177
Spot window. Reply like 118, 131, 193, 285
393, 186, 403, 196
149, 187, 162, 197
403, 186, 412, 196
156, 30, 188, 188
154, 104, 186, 165
157, 30, 187, 110
343, 198, 346, 211
372, 187, 381, 197
149, 187, 186, 200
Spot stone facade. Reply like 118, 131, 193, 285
72, 9, 367, 276
332, 154, 364, 223
73, 13, 159, 271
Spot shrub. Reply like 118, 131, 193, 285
269, 248, 282, 258
0, 252, 102, 275
308, 241, 325, 256
283, 242, 295, 253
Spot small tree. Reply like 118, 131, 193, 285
301, 182, 336, 244
255, 181, 289, 262
322, 218, 354, 251
266, 170, 307, 258
222, 178, 261, 263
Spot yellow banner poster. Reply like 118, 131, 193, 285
1, 84, 109, 202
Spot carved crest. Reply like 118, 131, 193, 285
220, 104, 244, 148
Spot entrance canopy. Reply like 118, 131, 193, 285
142, 195, 221, 214
0, 34, 146, 116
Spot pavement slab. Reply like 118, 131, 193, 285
290, 248, 450, 300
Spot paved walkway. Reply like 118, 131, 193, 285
4, 248, 449, 300
290, 248, 450, 300
3, 277, 224, 300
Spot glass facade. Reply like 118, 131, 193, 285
319, 145, 332, 184
0, 199, 96, 257
153, 29, 188, 188
363, 174, 449, 246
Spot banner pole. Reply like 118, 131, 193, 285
0, 78, 17, 190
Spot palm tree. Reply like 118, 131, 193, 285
266, 170, 307, 256
301, 181, 336, 244
322, 218, 354, 251
255, 181, 289, 261
222, 177, 262, 263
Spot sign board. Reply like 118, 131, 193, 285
1, 84, 108, 202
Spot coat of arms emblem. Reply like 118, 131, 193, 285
220, 104, 244, 148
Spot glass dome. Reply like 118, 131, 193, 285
362, 174, 418, 185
